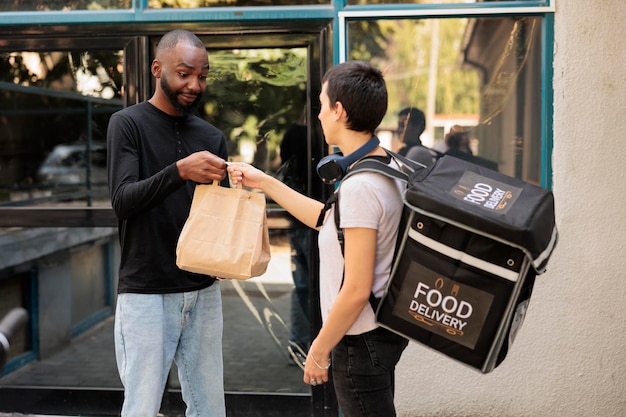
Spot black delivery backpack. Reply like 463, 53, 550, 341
375, 154, 558, 373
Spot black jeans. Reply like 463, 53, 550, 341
332, 326, 409, 417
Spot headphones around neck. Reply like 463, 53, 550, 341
316, 136, 380, 184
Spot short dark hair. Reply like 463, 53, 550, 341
156, 30, 205, 56
399, 107, 426, 137
322, 61, 387, 134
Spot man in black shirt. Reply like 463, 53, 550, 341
396, 106, 435, 167
107, 29, 228, 417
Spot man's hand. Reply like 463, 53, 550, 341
176, 151, 227, 183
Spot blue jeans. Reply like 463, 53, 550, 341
114, 283, 225, 417
332, 326, 408, 417
288, 228, 311, 348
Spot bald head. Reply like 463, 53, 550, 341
156, 30, 205, 59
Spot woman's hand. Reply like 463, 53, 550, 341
227, 162, 267, 190
229, 161, 324, 230
303, 341, 331, 387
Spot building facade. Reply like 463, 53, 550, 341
1, 1, 625, 416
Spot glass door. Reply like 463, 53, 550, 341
187, 44, 318, 395
0, 25, 334, 416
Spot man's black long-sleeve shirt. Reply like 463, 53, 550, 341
107, 102, 228, 294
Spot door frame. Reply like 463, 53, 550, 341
0, 21, 336, 416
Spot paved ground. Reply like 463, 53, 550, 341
0, 241, 312, 414
0, 415, 65, 417
0, 280, 307, 392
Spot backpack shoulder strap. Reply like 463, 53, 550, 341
333, 148, 426, 252
330, 150, 426, 311
342, 149, 425, 184
315, 149, 421, 229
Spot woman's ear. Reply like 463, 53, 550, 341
333, 101, 345, 121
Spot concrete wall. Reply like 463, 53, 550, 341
395, 2, 626, 416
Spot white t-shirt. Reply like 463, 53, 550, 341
317, 158, 404, 335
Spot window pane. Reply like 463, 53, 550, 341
71, 241, 110, 327
0, 225, 114, 373
197, 46, 311, 393
347, 0, 528, 4
148, 0, 327, 8
0, 0, 131, 11
0, 50, 124, 207
201, 48, 308, 174
0, 270, 31, 365
348, 16, 542, 184
0, 45, 314, 396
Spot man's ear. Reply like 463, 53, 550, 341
151, 59, 161, 78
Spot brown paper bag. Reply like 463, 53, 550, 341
176, 181, 271, 280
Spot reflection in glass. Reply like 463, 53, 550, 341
0, 0, 131, 11
148, 0, 326, 7
0, 45, 313, 396
0, 270, 31, 367
0, 232, 308, 394
0, 50, 123, 207
221, 233, 309, 392
347, 0, 524, 4
348, 16, 542, 184
200, 48, 307, 176
201, 47, 311, 393
0, 225, 115, 375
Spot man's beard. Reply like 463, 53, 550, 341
161, 76, 203, 116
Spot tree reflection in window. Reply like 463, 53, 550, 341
148, 0, 326, 7
0, 50, 123, 206
348, 16, 542, 184
0, 0, 131, 11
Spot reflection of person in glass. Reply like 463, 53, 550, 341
444, 125, 499, 171
107, 30, 228, 416
396, 106, 435, 167
228, 61, 408, 417
278, 107, 311, 357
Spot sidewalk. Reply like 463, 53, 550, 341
0, 243, 312, 415
0, 282, 307, 391
0, 415, 68, 417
